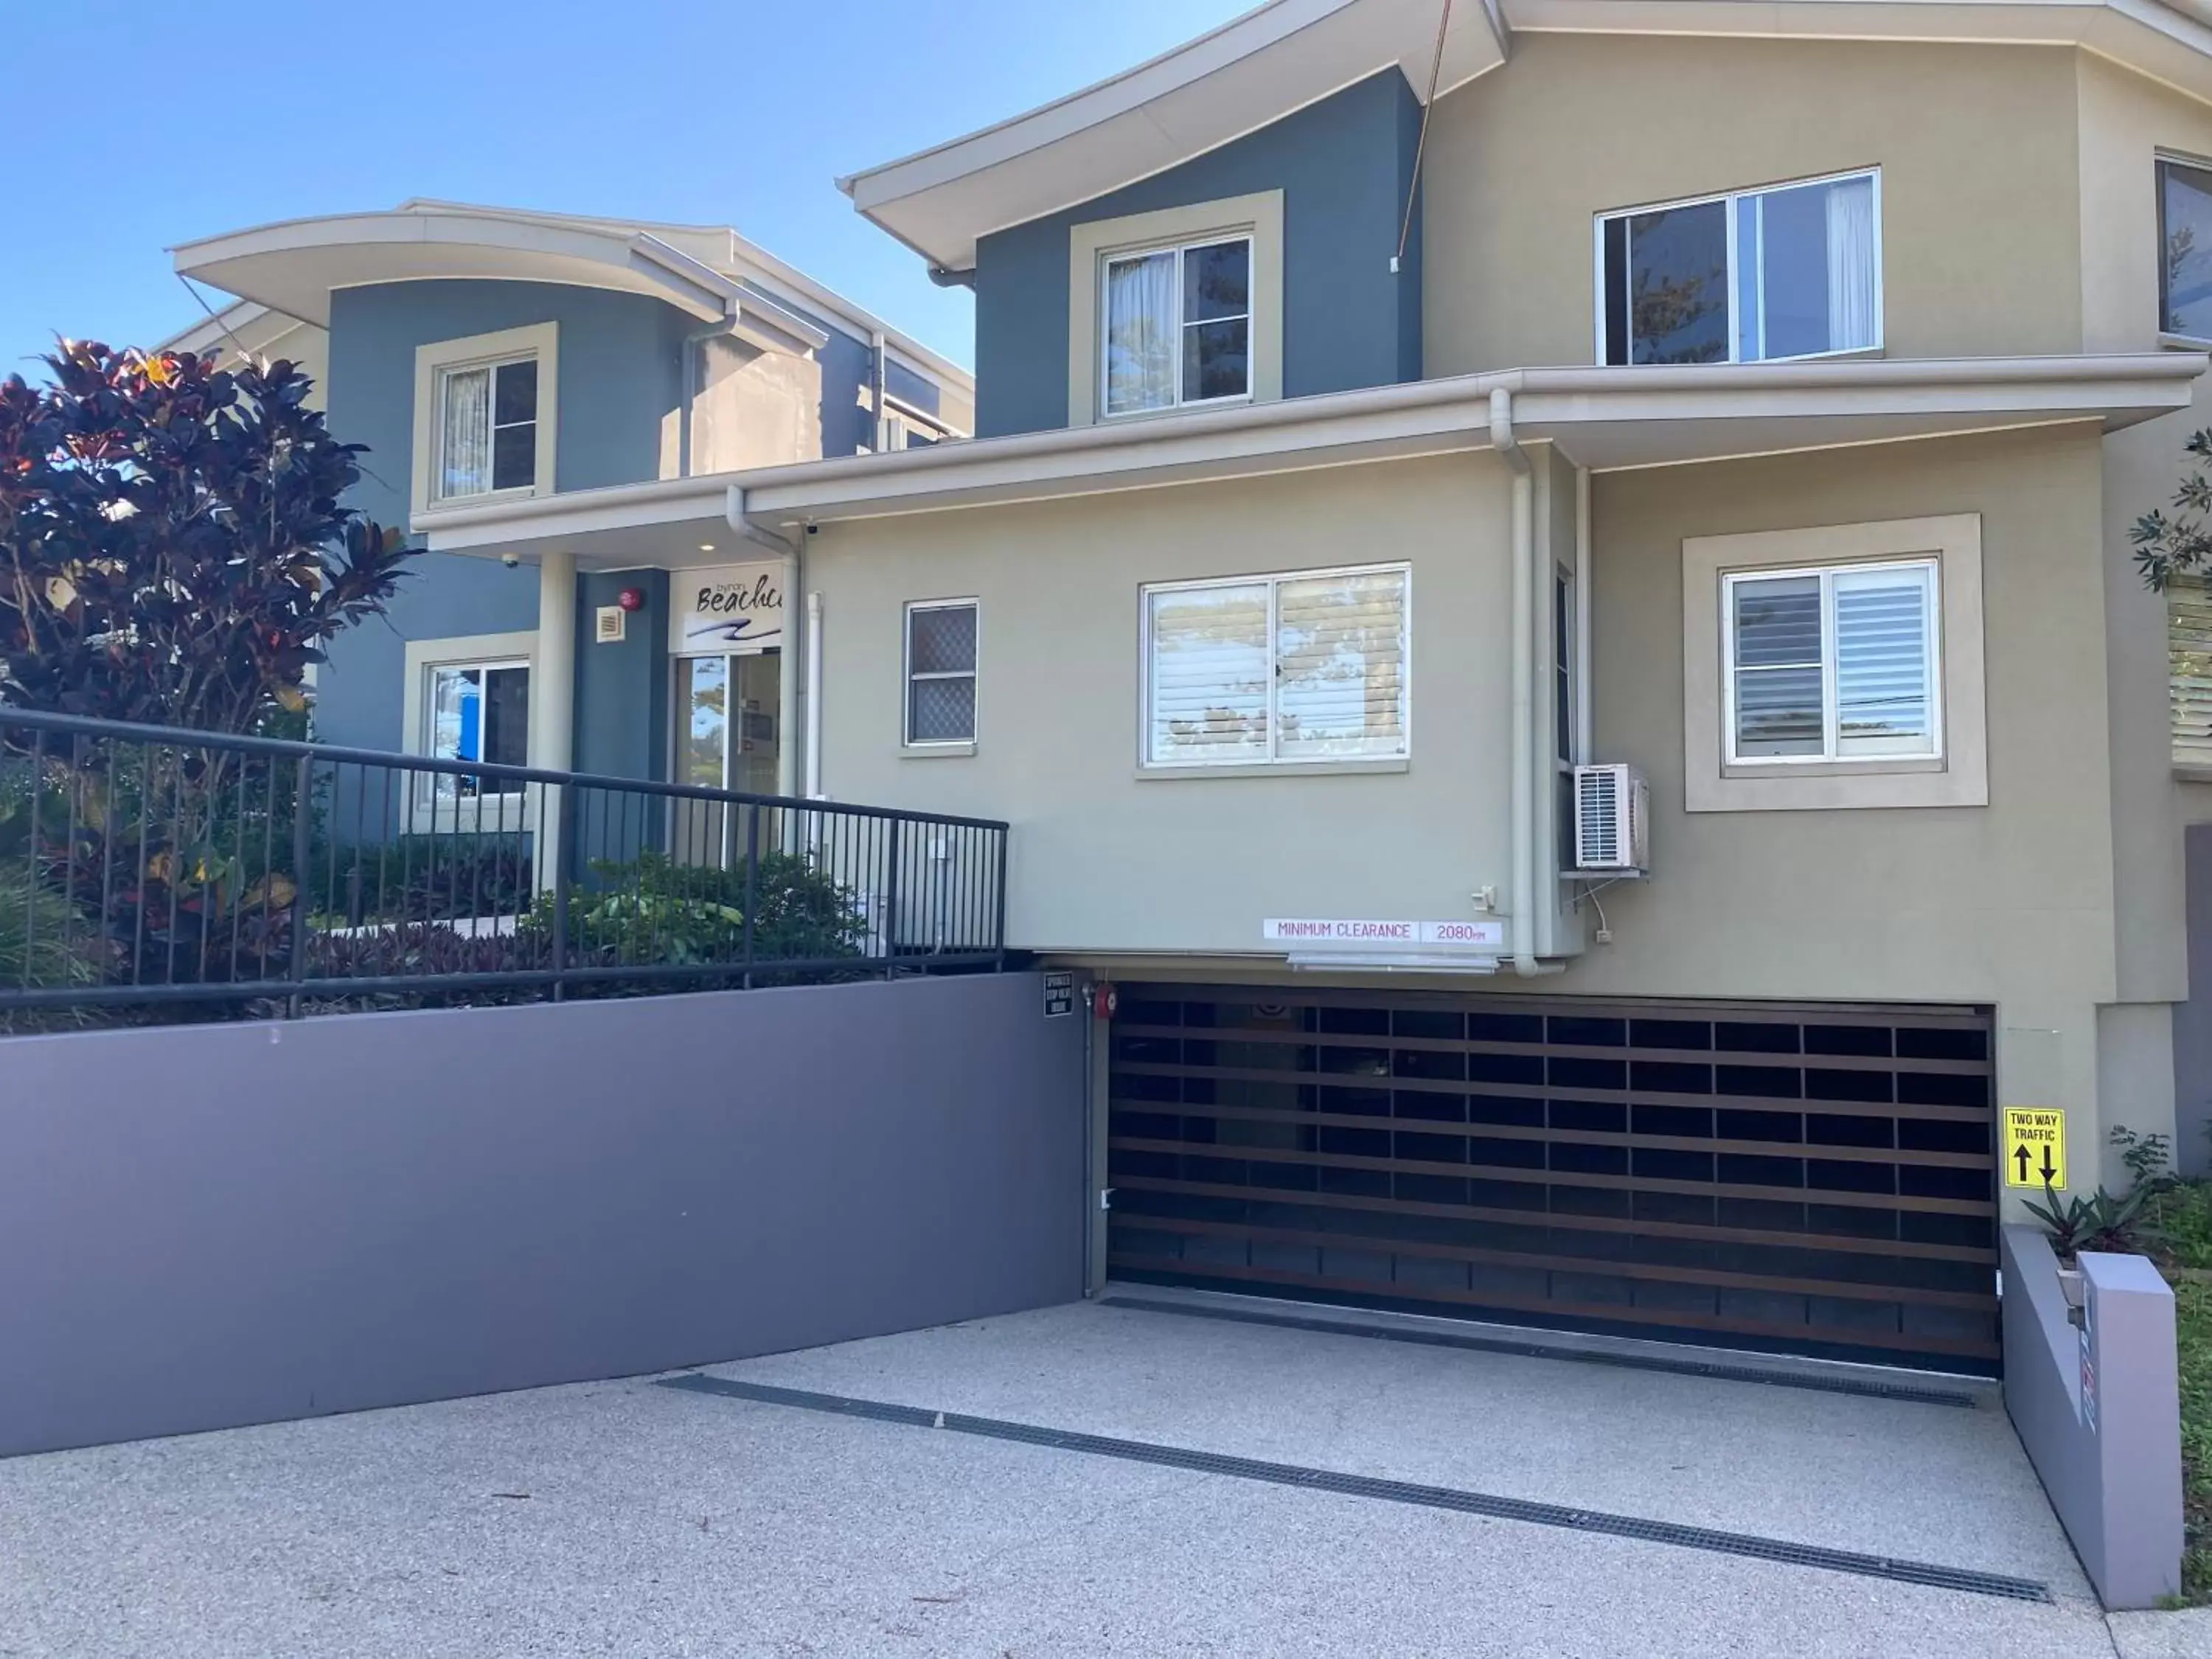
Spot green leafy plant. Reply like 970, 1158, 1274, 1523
2112, 1124, 2179, 1195
2024, 1182, 2154, 1259
522, 849, 866, 971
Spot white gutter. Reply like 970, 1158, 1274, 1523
421, 355, 2208, 554
1489, 389, 1562, 981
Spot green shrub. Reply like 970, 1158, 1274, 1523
523, 849, 865, 970
0, 857, 102, 992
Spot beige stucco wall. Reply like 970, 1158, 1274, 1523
1422, 33, 2084, 375
807, 453, 1526, 957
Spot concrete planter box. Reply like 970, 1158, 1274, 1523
2001, 1225, 2185, 1608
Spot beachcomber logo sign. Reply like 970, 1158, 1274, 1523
672, 562, 785, 655
1262, 919, 1505, 949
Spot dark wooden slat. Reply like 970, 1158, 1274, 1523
1119, 1214, 1994, 1310
1107, 1253, 2001, 1360
1114, 1023, 1992, 1077
1112, 1059, 1992, 1127
1111, 1174, 1999, 1265
1107, 1135, 1997, 1217
1109, 1094, 1992, 1169
1116, 981, 1992, 1029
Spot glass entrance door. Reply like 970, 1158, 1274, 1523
672, 651, 780, 863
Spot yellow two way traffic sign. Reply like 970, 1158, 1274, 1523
2002, 1107, 2067, 1191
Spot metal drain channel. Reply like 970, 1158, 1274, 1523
657, 1374, 2051, 1604
1099, 1295, 1983, 1408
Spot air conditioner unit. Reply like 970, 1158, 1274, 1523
1573, 763, 1649, 874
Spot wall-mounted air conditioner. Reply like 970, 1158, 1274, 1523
1573, 764, 1649, 874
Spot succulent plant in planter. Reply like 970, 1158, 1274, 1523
2025, 1182, 2154, 1265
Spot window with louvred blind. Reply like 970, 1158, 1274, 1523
1723, 558, 1940, 765
2170, 577, 2212, 770
1142, 565, 1408, 768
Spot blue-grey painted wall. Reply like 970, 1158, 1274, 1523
972, 69, 1425, 438
0, 973, 1086, 1458
574, 570, 671, 784
318, 279, 697, 757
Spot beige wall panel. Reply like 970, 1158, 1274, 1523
1562, 424, 2115, 1012
1424, 35, 2083, 375
809, 455, 1518, 956
2077, 55, 2212, 1003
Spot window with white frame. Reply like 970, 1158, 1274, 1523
1102, 236, 1251, 417
1723, 560, 1938, 764
1143, 565, 1408, 768
905, 601, 978, 745
433, 354, 539, 501
2160, 157, 2212, 340
424, 660, 531, 799
1598, 170, 1880, 365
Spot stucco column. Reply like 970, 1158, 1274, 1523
534, 551, 578, 891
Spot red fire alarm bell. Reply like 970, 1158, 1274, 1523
1091, 983, 1118, 1020
617, 587, 647, 613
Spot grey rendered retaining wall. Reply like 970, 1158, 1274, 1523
0, 973, 1084, 1458
2000, 1225, 2185, 1608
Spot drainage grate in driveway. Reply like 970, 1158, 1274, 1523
1097, 1294, 1984, 1409
657, 1373, 2051, 1604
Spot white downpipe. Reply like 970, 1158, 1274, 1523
532, 549, 578, 894
1489, 389, 1562, 980
805, 590, 824, 798
1574, 462, 1592, 764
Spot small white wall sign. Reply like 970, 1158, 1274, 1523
1262, 919, 1506, 949
672, 561, 785, 655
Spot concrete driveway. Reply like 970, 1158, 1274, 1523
0, 1290, 2196, 1657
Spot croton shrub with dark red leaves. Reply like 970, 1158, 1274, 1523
0, 340, 411, 731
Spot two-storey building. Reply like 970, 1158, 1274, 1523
169, 198, 971, 805
211, 3, 2212, 1371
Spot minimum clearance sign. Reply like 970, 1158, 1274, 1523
1263, 919, 1506, 950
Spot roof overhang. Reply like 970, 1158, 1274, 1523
843, 0, 2212, 273
841, 0, 1508, 271
420, 354, 2205, 563
171, 206, 746, 328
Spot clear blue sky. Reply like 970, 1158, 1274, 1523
2, 0, 1254, 380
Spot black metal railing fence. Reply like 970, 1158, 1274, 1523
0, 706, 1008, 1026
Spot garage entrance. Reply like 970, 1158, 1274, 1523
1106, 984, 2000, 1373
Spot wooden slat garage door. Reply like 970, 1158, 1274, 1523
1107, 984, 2000, 1372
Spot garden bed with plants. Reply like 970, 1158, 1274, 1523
2052, 1130, 2212, 1604
2140, 1173, 2212, 1604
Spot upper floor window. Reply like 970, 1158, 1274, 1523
1142, 564, 1408, 769
411, 322, 558, 521
1598, 170, 1881, 365
2160, 157, 2212, 340
1103, 237, 1251, 417
437, 355, 538, 500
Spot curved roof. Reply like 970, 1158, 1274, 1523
170, 204, 745, 328
843, 0, 2212, 272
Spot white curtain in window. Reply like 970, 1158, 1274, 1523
1826, 176, 1879, 352
1105, 251, 1178, 415
1834, 565, 1934, 754
439, 366, 492, 498
1274, 571, 1408, 759
1147, 584, 1269, 762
